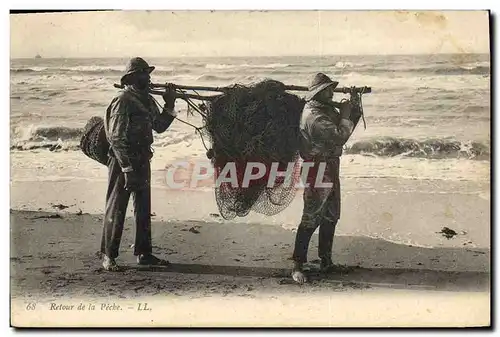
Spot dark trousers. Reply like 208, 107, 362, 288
292, 158, 341, 264
100, 156, 152, 259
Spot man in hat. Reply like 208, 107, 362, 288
101, 57, 178, 271
291, 72, 362, 284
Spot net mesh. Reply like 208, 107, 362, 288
200, 79, 306, 220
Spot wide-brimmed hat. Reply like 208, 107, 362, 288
305, 72, 339, 101
120, 57, 155, 85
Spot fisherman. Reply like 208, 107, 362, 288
291, 72, 362, 284
100, 57, 178, 271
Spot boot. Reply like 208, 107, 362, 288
318, 221, 337, 273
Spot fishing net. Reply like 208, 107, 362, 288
79, 78, 367, 221
200, 79, 306, 220
80, 116, 109, 165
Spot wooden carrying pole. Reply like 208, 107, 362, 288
148, 82, 372, 94
113, 84, 220, 101
113, 82, 372, 102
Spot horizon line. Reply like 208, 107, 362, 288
10, 52, 490, 60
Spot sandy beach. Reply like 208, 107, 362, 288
10, 166, 491, 327
9, 207, 491, 327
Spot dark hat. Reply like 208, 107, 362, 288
120, 57, 155, 84
305, 72, 339, 101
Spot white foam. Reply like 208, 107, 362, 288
205, 63, 290, 70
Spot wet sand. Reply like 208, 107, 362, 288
10, 209, 490, 327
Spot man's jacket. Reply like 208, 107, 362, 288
299, 99, 361, 161
104, 87, 175, 172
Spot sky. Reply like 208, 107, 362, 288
10, 10, 490, 58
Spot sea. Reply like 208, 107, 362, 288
10, 54, 491, 184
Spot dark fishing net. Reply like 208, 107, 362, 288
80, 116, 109, 165
200, 79, 306, 220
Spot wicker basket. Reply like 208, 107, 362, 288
80, 116, 110, 166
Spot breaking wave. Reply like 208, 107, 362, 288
345, 137, 490, 160
205, 63, 290, 70
12, 125, 83, 143
11, 61, 489, 79
10, 125, 491, 162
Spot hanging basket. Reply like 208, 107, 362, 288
80, 116, 110, 166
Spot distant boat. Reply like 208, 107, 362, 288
35, 54, 42, 59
